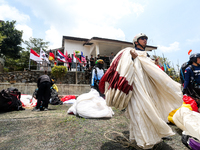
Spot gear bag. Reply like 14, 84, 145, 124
0, 87, 24, 111
180, 61, 193, 84
49, 88, 63, 105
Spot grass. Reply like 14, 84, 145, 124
0, 104, 189, 150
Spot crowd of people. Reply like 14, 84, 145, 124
65, 52, 115, 72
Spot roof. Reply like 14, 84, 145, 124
62, 36, 157, 51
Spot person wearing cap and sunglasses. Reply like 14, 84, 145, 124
99, 33, 182, 149
183, 53, 200, 99
130, 33, 149, 59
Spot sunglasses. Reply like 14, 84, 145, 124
139, 37, 148, 40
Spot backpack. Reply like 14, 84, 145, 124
49, 88, 63, 105
0, 87, 24, 111
180, 61, 193, 84
93, 66, 105, 86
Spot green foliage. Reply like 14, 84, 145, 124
3, 67, 8, 72
5, 50, 30, 71
0, 20, 23, 58
24, 37, 49, 54
51, 66, 67, 80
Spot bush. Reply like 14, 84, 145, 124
3, 67, 9, 72
51, 66, 67, 81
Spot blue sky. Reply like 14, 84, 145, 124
1, 0, 200, 71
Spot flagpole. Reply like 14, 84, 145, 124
29, 59, 30, 70
76, 59, 77, 84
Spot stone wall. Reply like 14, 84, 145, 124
0, 70, 91, 84
0, 83, 91, 95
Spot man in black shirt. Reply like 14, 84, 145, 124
33, 71, 53, 111
90, 55, 95, 69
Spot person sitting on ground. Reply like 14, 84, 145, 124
183, 53, 200, 99
91, 59, 105, 97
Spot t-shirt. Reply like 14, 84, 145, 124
90, 58, 95, 66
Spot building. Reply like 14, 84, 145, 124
50, 36, 157, 68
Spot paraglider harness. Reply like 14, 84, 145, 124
0, 87, 25, 111
180, 62, 200, 105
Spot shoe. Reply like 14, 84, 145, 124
44, 108, 48, 111
32, 107, 40, 111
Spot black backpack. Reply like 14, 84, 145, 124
49, 88, 63, 105
180, 61, 193, 84
0, 87, 24, 112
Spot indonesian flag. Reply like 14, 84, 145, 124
57, 50, 67, 63
30, 49, 42, 63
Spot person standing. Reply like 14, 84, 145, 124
99, 33, 182, 149
97, 54, 101, 60
33, 71, 53, 111
86, 56, 89, 70
109, 52, 114, 64
91, 59, 105, 97
67, 54, 72, 71
90, 55, 95, 69
182, 53, 200, 98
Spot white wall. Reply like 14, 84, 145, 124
64, 40, 90, 57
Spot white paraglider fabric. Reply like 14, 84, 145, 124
173, 107, 200, 141
101, 47, 183, 149
67, 88, 114, 118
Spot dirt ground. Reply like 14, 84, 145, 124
0, 104, 189, 150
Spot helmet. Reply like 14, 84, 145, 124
133, 33, 148, 47
95, 59, 104, 64
189, 53, 200, 63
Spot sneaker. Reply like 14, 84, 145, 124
32, 107, 40, 111
44, 108, 48, 111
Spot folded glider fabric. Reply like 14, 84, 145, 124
67, 89, 114, 118
99, 47, 183, 149
173, 107, 200, 141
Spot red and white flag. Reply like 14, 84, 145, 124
30, 49, 42, 63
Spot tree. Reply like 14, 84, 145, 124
24, 37, 49, 53
0, 20, 23, 58
24, 37, 50, 70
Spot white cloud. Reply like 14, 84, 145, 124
0, 1, 33, 42
72, 21, 125, 40
45, 26, 62, 49
186, 38, 200, 45
16, 0, 145, 49
16, 24, 33, 41
157, 42, 180, 53
0, 4, 30, 23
